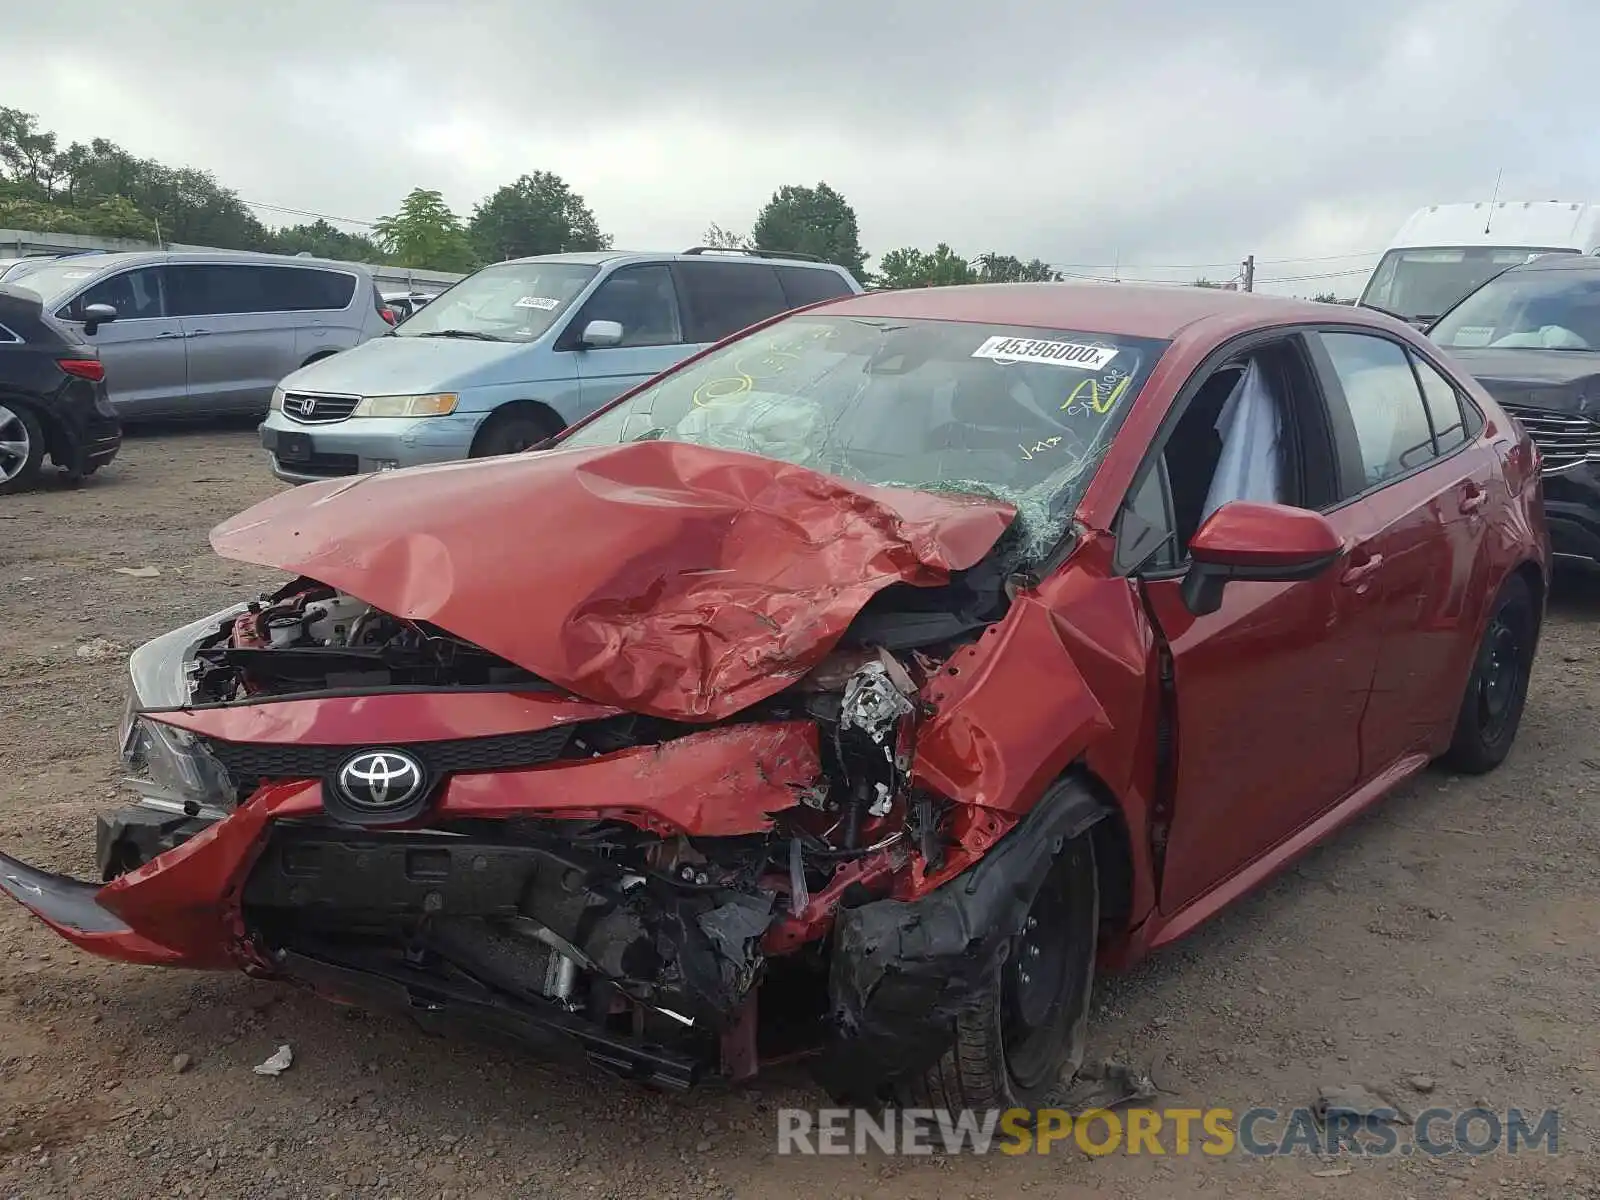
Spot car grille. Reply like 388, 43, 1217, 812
281, 391, 360, 425
276, 450, 361, 478
201, 726, 576, 795
1499, 403, 1600, 474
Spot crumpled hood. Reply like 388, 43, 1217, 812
211, 442, 1016, 721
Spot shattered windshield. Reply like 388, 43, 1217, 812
558, 313, 1168, 554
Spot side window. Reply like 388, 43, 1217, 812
675, 261, 788, 342
573, 264, 682, 348
264, 268, 356, 311
1123, 338, 1332, 569
1319, 332, 1438, 488
776, 265, 852, 307
1117, 460, 1179, 572
60, 268, 167, 321
170, 265, 276, 317
1410, 351, 1468, 453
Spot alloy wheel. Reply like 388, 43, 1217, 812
0, 405, 31, 483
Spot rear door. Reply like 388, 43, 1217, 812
169, 264, 303, 414
564, 263, 689, 413
1309, 330, 1497, 773
284, 267, 362, 359
1123, 333, 1383, 915
55, 266, 185, 416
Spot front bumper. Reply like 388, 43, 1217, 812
259, 411, 483, 483
1544, 463, 1600, 566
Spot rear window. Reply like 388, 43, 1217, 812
776, 264, 853, 307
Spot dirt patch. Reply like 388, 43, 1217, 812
1, 427, 1597, 1198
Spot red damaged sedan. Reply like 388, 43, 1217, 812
0, 283, 1548, 1110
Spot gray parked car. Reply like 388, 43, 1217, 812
13, 251, 392, 419
258, 248, 862, 482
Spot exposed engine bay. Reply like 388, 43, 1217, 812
133, 568, 1033, 1093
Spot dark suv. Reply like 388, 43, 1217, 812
0, 283, 122, 493
1430, 253, 1600, 567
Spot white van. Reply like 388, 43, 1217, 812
1359, 201, 1600, 325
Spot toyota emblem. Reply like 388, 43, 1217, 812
335, 749, 425, 811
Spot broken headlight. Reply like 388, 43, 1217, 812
121, 714, 233, 817
119, 604, 249, 817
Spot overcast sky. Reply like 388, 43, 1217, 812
9, 0, 1597, 293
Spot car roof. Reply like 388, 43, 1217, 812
33, 249, 370, 275
499, 249, 852, 274
813, 281, 1348, 340
1502, 252, 1600, 275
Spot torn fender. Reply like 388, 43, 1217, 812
210, 441, 1016, 722
811, 780, 1109, 1103
914, 596, 1112, 814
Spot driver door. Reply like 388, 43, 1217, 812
566, 264, 688, 414
1123, 334, 1386, 919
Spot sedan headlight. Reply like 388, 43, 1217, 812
350, 392, 459, 418
270, 385, 286, 412
122, 714, 233, 815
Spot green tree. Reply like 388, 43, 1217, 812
751, 182, 867, 278
469, 172, 609, 262
700, 222, 751, 250
1312, 290, 1339, 303
374, 188, 477, 271
1193, 277, 1220, 288
874, 244, 978, 289
976, 253, 1061, 283
271, 219, 383, 262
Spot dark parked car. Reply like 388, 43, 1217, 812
0, 283, 1547, 1112
1430, 252, 1600, 567
0, 283, 122, 493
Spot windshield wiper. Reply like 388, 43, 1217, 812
413, 329, 507, 342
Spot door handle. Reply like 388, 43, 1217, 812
1340, 553, 1384, 586
185, 328, 210, 338
1460, 484, 1487, 513
155, 331, 182, 339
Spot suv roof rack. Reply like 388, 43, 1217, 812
682, 246, 828, 264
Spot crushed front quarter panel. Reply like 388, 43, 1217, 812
209, 441, 1016, 722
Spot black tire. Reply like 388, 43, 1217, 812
0, 401, 46, 495
1442, 573, 1537, 774
900, 830, 1098, 1115
472, 408, 562, 458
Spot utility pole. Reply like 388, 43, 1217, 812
1241, 255, 1255, 292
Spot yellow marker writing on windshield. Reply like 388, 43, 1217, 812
1063, 373, 1132, 415
692, 350, 800, 408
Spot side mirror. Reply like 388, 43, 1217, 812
82, 303, 118, 336
580, 319, 624, 349
1181, 501, 1344, 617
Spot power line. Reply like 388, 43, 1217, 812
1256, 266, 1374, 284
1048, 249, 1381, 272
239, 198, 380, 228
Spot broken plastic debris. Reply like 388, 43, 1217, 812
252, 1044, 293, 1077
1059, 1058, 1158, 1112
1313, 1083, 1411, 1126
788, 837, 809, 917
113, 566, 162, 578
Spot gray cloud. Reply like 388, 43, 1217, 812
9, 0, 1598, 292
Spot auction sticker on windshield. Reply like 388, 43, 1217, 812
972, 336, 1119, 370
514, 296, 561, 310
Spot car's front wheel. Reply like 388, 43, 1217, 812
902, 828, 1099, 1114
1443, 572, 1538, 774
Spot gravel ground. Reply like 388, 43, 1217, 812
1, 426, 1597, 1199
